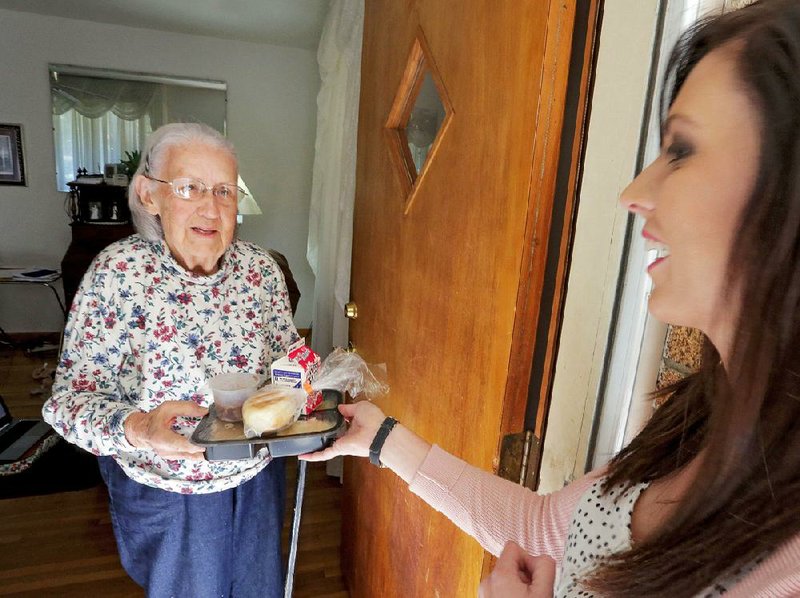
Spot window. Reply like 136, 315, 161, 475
588, 0, 728, 468
53, 106, 152, 191
49, 65, 227, 191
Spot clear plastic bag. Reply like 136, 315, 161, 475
309, 348, 389, 400
243, 350, 388, 437
242, 385, 307, 438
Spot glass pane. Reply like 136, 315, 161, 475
50, 65, 226, 191
405, 70, 446, 174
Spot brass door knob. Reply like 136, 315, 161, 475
344, 302, 358, 319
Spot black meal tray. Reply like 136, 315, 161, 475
191, 389, 344, 461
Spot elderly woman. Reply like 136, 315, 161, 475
43, 123, 299, 598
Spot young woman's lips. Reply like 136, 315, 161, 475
647, 255, 668, 272
643, 229, 669, 272
642, 230, 661, 242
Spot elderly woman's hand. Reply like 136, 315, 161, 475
299, 401, 386, 462
124, 401, 208, 460
479, 542, 556, 598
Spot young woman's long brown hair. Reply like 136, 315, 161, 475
585, 1, 800, 595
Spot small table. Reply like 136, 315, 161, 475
0, 270, 67, 347
0, 270, 67, 320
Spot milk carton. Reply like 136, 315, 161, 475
270, 339, 322, 414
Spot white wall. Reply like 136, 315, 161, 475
163, 85, 227, 133
538, 0, 661, 493
0, 9, 319, 331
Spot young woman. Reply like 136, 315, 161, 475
302, 1, 800, 595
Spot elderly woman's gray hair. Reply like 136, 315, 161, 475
128, 123, 237, 241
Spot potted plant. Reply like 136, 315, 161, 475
121, 150, 141, 178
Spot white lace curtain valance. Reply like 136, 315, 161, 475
51, 74, 159, 121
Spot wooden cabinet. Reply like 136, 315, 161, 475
62, 180, 134, 311
61, 222, 135, 311
67, 181, 130, 224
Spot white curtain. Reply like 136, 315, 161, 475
307, 0, 364, 357
52, 74, 158, 121
53, 110, 151, 190
51, 74, 160, 190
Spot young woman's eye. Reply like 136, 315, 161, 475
665, 140, 693, 164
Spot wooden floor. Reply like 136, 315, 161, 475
0, 341, 348, 597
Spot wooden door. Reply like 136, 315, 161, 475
344, 1, 582, 595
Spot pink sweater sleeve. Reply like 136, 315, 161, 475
727, 535, 800, 597
407, 444, 602, 561
408, 447, 800, 594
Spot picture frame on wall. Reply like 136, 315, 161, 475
0, 124, 26, 186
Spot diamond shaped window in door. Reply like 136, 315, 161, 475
405, 72, 446, 174
385, 29, 453, 214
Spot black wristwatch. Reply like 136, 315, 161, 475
369, 417, 398, 467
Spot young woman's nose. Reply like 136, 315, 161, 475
619, 160, 658, 215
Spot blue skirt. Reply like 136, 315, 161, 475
98, 457, 286, 598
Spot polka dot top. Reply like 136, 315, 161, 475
556, 479, 758, 597
409, 446, 800, 596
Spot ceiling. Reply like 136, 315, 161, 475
0, 0, 330, 50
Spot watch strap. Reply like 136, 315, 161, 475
369, 416, 398, 467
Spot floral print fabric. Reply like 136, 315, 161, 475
0, 433, 60, 476
43, 235, 299, 494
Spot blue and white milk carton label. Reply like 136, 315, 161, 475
270, 356, 305, 389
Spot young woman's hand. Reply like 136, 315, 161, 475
299, 401, 386, 461
479, 542, 556, 598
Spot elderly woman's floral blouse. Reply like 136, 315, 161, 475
43, 235, 300, 494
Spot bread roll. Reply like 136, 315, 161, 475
242, 386, 305, 437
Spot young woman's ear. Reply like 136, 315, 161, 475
134, 174, 161, 216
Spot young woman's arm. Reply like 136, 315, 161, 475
301, 401, 601, 559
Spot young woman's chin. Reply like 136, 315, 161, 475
646, 288, 688, 328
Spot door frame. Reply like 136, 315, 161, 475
498, 0, 602, 483
537, 0, 665, 493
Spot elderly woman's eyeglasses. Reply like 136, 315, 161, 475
143, 174, 247, 203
